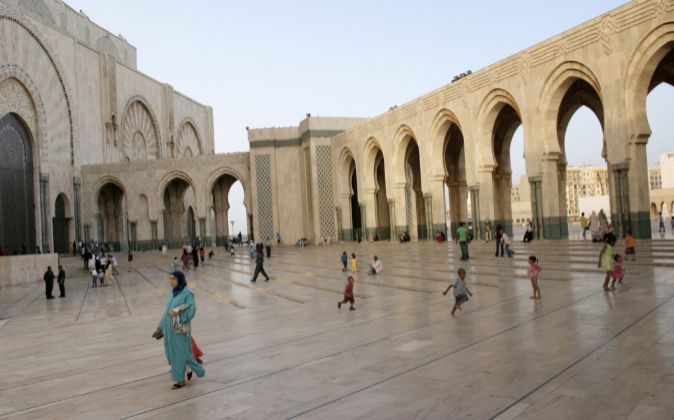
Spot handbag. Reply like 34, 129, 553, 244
171, 303, 191, 334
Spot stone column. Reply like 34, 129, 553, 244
393, 184, 407, 238
364, 188, 377, 240
529, 177, 544, 240
388, 199, 396, 241
39, 173, 50, 253
610, 163, 630, 238
428, 177, 447, 237
469, 186, 481, 240
73, 177, 82, 241
476, 167, 496, 239
540, 155, 567, 239
359, 202, 367, 241
338, 193, 352, 241
335, 207, 342, 242
424, 194, 434, 240
150, 220, 158, 249
199, 217, 206, 245
626, 140, 651, 238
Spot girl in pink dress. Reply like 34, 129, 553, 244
528, 255, 542, 300
610, 254, 624, 289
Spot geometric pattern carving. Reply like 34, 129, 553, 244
18, 0, 55, 24
176, 120, 202, 158
599, 16, 616, 55
0, 77, 39, 157
0, 7, 77, 166
95, 35, 121, 61
316, 145, 335, 238
122, 99, 159, 161
255, 154, 274, 241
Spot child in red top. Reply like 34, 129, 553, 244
338, 276, 355, 311
610, 254, 624, 289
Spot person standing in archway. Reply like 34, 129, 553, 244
43, 266, 55, 299
238, 232, 243, 246
456, 222, 469, 261
659, 212, 666, 234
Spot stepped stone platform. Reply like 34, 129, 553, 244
1, 239, 674, 419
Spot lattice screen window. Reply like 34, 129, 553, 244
405, 163, 414, 231
255, 154, 274, 240
316, 145, 336, 238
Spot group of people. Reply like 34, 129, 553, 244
84, 250, 119, 288
43, 265, 66, 299
579, 209, 613, 242
1, 244, 41, 256
598, 231, 634, 291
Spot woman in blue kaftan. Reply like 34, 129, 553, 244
159, 271, 205, 389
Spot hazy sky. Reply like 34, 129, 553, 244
66, 0, 674, 234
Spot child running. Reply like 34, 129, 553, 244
598, 235, 617, 291
340, 251, 348, 272
443, 268, 472, 316
337, 276, 356, 311
528, 255, 542, 299
625, 231, 636, 261
350, 253, 358, 274
610, 254, 624, 289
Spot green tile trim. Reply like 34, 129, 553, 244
629, 211, 652, 239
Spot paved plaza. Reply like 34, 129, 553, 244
1, 240, 674, 419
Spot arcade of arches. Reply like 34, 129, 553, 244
6, 0, 674, 256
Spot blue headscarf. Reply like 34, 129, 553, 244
171, 271, 187, 297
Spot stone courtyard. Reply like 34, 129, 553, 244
2, 240, 674, 419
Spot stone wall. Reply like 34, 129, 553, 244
0, 253, 58, 286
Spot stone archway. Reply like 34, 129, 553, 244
348, 159, 362, 241
0, 113, 36, 253
162, 178, 194, 246
97, 183, 124, 249
210, 173, 248, 245
442, 122, 468, 236
373, 149, 390, 240
404, 139, 426, 240
490, 103, 521, 237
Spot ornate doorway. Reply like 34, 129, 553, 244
0, 114, 36, 253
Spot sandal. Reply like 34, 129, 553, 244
187, 371, 193, 381
171, 382, 185, 389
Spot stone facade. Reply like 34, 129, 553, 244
323, 0, 674, 240
0, 0, 214, 252
4, 0, 674, 253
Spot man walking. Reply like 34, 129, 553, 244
43, 266, 55, 299
57, 265, 66, 297
250, 248, 270, 282
456, 222, 470, 261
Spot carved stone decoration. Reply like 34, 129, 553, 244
599, 16, 616, 55
0, 8, 77, 166
176, 120, 202, 158
17, 0, 55, 24
121, 98, 160, 161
